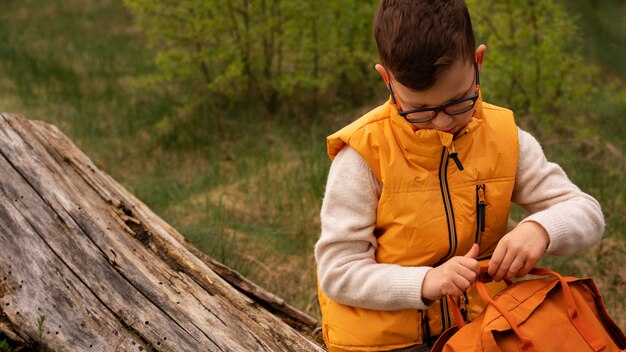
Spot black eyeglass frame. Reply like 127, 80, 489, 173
389, 63, 480, 124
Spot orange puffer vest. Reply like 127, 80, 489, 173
319, 96, 519, 351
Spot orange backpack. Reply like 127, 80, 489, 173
433, 268, 626, 352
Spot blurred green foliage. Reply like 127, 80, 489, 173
468, 0, 598, 131
124, 0, 378, 114
563, 0, 626, 79
124, 0, 624, 136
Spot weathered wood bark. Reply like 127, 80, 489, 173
0, 113, 324, 352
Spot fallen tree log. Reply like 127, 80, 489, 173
0, 113, 324, 351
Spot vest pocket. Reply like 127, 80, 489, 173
475, 184, 486, 244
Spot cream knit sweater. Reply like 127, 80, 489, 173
315, 128, 604, 311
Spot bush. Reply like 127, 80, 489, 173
467, 0, 599, 135
124, 0, 378, 115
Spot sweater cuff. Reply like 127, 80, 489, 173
388, 266, 434, 310
520, 211, 571, 255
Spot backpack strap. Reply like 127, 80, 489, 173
475, 272, 538, 352
527, 268, 606, 351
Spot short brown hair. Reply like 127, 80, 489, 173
374, 0, 476, 91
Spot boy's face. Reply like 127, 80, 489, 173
388, 59, 476, 134
377, 46, 486, 134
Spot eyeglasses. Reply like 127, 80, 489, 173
389, 63, 480, 124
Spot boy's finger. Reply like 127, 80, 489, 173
493, 251, 515, 281
488, 244, 506, 276
516, 260, 535, 278
456, 265, 478, 283
445, 285, 463, 298
464, 243, 479, 259
451, 275, 471, 293
505, 257, 525, 280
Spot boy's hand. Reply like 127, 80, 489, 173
422, 244, 480, 301
488, 221, 549, 282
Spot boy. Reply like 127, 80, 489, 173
315, 1, 605, 351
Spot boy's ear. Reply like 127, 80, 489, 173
475, 44, 487, 70
375, 64, 391, 85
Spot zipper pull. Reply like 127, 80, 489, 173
450, 153, 464, 171
461, 291, 469, 322
477, 184, 486, 232
448, 142, 464, 171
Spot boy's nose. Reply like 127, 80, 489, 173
431, 112, 454, 129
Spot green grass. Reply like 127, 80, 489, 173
0, 0, 175, 171
129, 108, 332, 310
0, 2, 624, 349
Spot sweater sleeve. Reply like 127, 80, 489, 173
512, 129, 605, 255
315, 146, 433, 310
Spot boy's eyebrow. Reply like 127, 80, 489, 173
406, 77, 475, 108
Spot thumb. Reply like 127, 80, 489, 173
464, 243, 479, 259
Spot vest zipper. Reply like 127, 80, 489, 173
420, 309, 432, 345
437, 146, 458, 334
437, 147, 457, 264
475, 184, 486, 244
461, 291, 469, 322
440, 296, 451, 333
